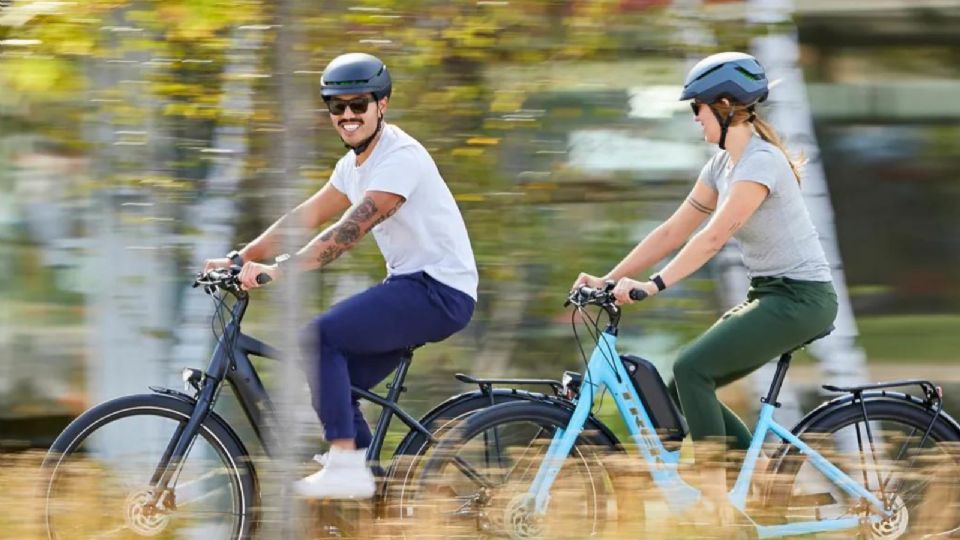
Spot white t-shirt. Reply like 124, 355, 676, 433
329, 124, 479, 300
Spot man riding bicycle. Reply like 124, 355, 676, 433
203, 52, 478, 499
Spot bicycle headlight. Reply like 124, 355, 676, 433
561, 370, 583, 400
181, 368, 204, 393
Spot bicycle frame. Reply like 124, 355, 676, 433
528, 326, 892, 538
147, 291, 441, 495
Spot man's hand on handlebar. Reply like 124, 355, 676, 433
238, 261, 276, 290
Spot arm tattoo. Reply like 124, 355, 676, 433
311, 195, 405, 266
372, 199, 404, 228
351, 197, 378, 223
686, 197, 715, 215
317, 245, 346, 266
727, 221, 743, 234
334, 221, 362, 245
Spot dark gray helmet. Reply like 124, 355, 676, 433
320, 53, 392, 100
679, 52, 768, 105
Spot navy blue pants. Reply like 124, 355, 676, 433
301, 271, 475, 448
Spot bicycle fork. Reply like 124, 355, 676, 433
146, 375, 221, 509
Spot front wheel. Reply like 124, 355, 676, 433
412, 400, 621, 540
766, 398, 960, 539
40, 394, 258, 539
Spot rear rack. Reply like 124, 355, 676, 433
455, 373, 564, 396
822, 379, 941, 404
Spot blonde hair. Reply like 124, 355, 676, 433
709, 101, 805, 184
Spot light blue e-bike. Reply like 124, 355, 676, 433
420, 284, 960, 539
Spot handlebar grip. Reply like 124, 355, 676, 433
255, 273, 273, 285
629, 289, 648, 301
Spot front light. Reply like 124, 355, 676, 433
181, 368, 203, 392
561, 370, 582, 400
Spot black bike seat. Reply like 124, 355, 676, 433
783, 324, 834, 355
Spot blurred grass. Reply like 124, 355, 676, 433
0, 452, 44, 539
856, 314, 960, 363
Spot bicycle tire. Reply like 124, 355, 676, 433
382, 391, 564, 520
765, 398, 960, 538
40, 393, 258, 540
412, 400, 621, 539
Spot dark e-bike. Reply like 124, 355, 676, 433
39, 266, 565, 539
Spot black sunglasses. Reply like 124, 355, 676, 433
690, 101, 704, 116
326, 95, 375, 116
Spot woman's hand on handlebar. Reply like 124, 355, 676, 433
570, 272, 608, 293
612, 277, 658, 305
239, 261, 276, 290
202, 257, 232, 274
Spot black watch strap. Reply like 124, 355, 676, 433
226, 250, 244, 267
651, 274, 667, 292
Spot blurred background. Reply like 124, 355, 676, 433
1, 0, 959, 478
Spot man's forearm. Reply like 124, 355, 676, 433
239, 206, 313, 262
277, 193, 404, 275
291, 219, 363, 272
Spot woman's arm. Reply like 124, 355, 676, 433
657, 181, 769, 287
605, 180, 719, 281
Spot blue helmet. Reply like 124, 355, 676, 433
679, 52, 768, 106
320, 53, 392, 100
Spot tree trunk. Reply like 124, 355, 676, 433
169, 26, 262, 382
85, 7, 176, 458
747, 0, 868, 429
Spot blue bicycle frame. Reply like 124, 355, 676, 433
527, 327, 891, 538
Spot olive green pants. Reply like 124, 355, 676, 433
670, 277, 838, 451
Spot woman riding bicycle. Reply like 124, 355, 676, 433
572, 51, 838, 518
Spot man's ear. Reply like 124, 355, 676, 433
378, 96, 389, 115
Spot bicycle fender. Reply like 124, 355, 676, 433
393, 388, 556, 457
790, 390, 960, 438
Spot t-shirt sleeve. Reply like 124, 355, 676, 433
329, 157, 347, 195
697, 152, 721, 190
732, 148, 779, 194
367, 146, 423, 200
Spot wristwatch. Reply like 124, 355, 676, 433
273, 253, 291, 272
226, 250, 244, 267
650, 274, 667, 292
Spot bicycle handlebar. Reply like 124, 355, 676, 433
193, 265, 273, 294
566, 282, 647, 307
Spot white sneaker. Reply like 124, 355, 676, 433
292, 448, 376, 499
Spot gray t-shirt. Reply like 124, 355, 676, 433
699, 136, 832, 282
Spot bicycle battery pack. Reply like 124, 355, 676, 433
620, 355, 688, 442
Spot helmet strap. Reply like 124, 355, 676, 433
716, 108, 735, 150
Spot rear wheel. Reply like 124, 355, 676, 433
767, 399, 960, 539
382, 392, 548, 525
411, 401, 620, 540
41, 394, 257, 540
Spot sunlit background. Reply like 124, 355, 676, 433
1, 0, 959, 535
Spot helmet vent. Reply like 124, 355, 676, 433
735, 66, 761, 81
327, 79, 370, 86
693, 64, 724, 82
